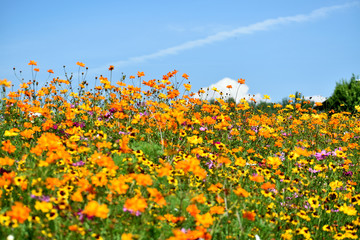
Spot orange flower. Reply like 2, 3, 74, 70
0, 171, 15, 187
91, 172, 108, 187
82, 201, 109, 219
137, 71, 145, 77
209, 206, 225, 215
250, 174, 264, 183
45, 177, 62, 190
233, 186, 250, 197
217, 156, 231, 165
183, 83, 192, 91
117, 81, 127, 86
129, 75, 135, 79
226, 85, 232, 89
71, 190, 84, 202
238, 78, 245, 84
109, 177, 129, 195
109, 65, 114, 71
7, 202, 31, 223
0, 79, 12, 87
0, 156, 15, 166
247, 148, 255, 154
1, 140, 16, 154
186, 204, 200, 217
134, 174, 153, 186
119, 135, 132, 153
243, 211, 256, 221
124, 196, 148, 213
47, 69, 54, 73
76, 62, 85, 67
207, 183, 222, 193
182, 73, 189, 79
96, 204, 110, 219
20, 129, 34, 139
195, 213, 213, 228
28, 60, 37, 66
216, 197, 224, 204
156, 163, 172, 177
261, 182, 276, 190
191, 194, 206, 204
166, 89, 180, 99
68, 225, 78, 231
34, 68, 40, 72
147, 188, 167, 207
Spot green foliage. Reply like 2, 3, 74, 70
226, 97, 236, 104
131, 141, 163, 160
322, 74, 360, 113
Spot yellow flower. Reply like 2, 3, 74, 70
281, 229, 293, 240
183, 83, 191, 91
266, 156, 282, 169
46, 209, 58, 220
4, 129, 19, 137
35, 201, 53, 213
339, 203, 357, 216
121, 233, 134, 240
286, 104, 294, 110
329, 180, 343, 191
234, 157, 246, 167
187, 135, 203, 145
308, 197, 320, 209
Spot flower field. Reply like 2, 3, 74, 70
0, 62, 359, 239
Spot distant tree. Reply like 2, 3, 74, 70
317, 74, 360, 113
226, 97, 236, 104
209, 98, 218, 105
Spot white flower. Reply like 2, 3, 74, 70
246, 163, 257, 166
7, 235, 14, 240
255, 235, 261, 240
28, 112, 42, 117
28, 112, 42, 123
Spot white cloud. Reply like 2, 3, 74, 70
196, 77, 263, 103
304, 95, 327, 102
90, 2, 357, 73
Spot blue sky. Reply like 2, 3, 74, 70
1, 0, 359, 102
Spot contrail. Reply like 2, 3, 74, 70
91, 2, 358, 72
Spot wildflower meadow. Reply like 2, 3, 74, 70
0, 61, 359, 240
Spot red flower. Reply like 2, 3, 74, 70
238, 78, 245, 84
243, 211, 256, 221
